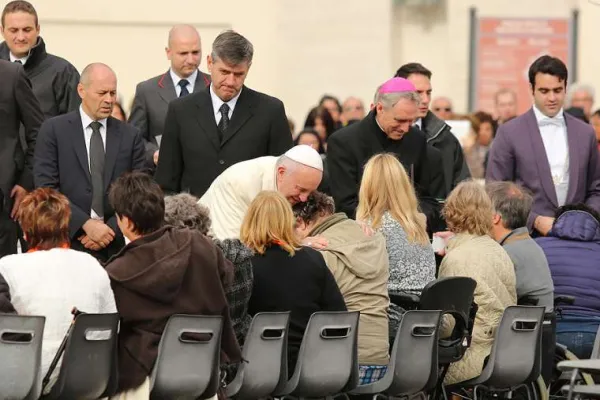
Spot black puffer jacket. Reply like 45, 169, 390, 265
0, 37, 80, 119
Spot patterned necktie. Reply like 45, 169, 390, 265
178, 79, 190, 97
89, 121, 105, 218
218, 103, 230, 141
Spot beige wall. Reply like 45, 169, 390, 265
16, 0, 599, 129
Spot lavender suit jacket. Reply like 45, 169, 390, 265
486, 108, 600, 232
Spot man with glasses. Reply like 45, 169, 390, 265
395, 63, 469, 196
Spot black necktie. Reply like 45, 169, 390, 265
13, 60, 22, 64
89, 121, 105, 218
218, 103, 230, 142
178, 79, 190, 97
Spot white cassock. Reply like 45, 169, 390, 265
199, 156, 278, 240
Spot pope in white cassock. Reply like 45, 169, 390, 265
199, 145, 324, 240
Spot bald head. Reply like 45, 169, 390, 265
77, 63, 117, 121
341, 96, 365, 124
431, 96, 453, 120
80, 63, 116, 87
167, 24, 201, 78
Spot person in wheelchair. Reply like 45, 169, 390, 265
293, 191, 390, 384
536, 204, 600, 360
486, 181, 554, 310
355, 153, 436, 343
438, 181, 517, 385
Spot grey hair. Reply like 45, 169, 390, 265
211, 30, 254, 65
566, 82, 596, 106
164, 193, 211, 235
485, 181, 533, 230
373, 88, 420, 109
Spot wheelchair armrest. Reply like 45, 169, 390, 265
389, 292, 421, 308
554, 295, 575, 307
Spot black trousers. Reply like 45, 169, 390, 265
0, 189, 17, 259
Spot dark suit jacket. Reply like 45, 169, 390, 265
327, 111, 443, 219
155, 85, 293, 197
34, 111, 146, 255
128, 70, 211, 167
486, 108, 600, 232
0, 60, 43, 199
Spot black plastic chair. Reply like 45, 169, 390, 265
452, 306, 545, 398
0, 314, 45, 400
226, 312, 290, 399
41, 312, 119, 399
351, 310, 442, 398
418, 277, 478, 398
275, 311, 360, 399
150, 315, 223, 399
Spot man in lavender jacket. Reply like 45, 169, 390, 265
486, 55, 600, 236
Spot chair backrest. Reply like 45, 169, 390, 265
0, 314, 45, 400
387, 310, 442, 396
419, 277, 477, 363
150, 315, 223, 399
227, 312, 290, 399
45, 313, 119, 399
591, 325, 600, 359
288, 311, 360, 398
479, 306, 545, 389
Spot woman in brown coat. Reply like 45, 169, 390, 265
105, 172, 241, 399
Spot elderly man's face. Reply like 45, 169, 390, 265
431, 97, 453, 120
276, 165, 322, 205
571, 89, 594, 118
375, 97, 418, 140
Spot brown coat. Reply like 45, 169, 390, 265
105, 226, 242, 391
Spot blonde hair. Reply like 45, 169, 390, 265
443, 180, 493, 236
240, 191, 301, 256
356, 153, 429, 245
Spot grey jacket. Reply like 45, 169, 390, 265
421, 111, 470, 196
499, 227, 554, 310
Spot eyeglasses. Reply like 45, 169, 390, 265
434, 107, 452, 112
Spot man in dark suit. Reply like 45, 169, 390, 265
155, 30, 293, 197
0, 59, 43, 258
128, 24, 210, 169
34, 63, 146, 261
487, 55, 600, 236
327, 77, 444, 227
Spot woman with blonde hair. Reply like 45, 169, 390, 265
241, 191, 346, 374
357, 153, 436, 340
439, 180, 516, 384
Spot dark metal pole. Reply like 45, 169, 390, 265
570, 8, 579, 83
467, 7, 477, 112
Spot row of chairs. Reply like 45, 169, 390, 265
1, 305, 546, 400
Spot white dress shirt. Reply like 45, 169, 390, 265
414, 118, 423, 130
170, 68, 198, 97
210, 84, 241, 125
533, 106, 569, 206
9, 52, 29, 65
80, 106, 107, 219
